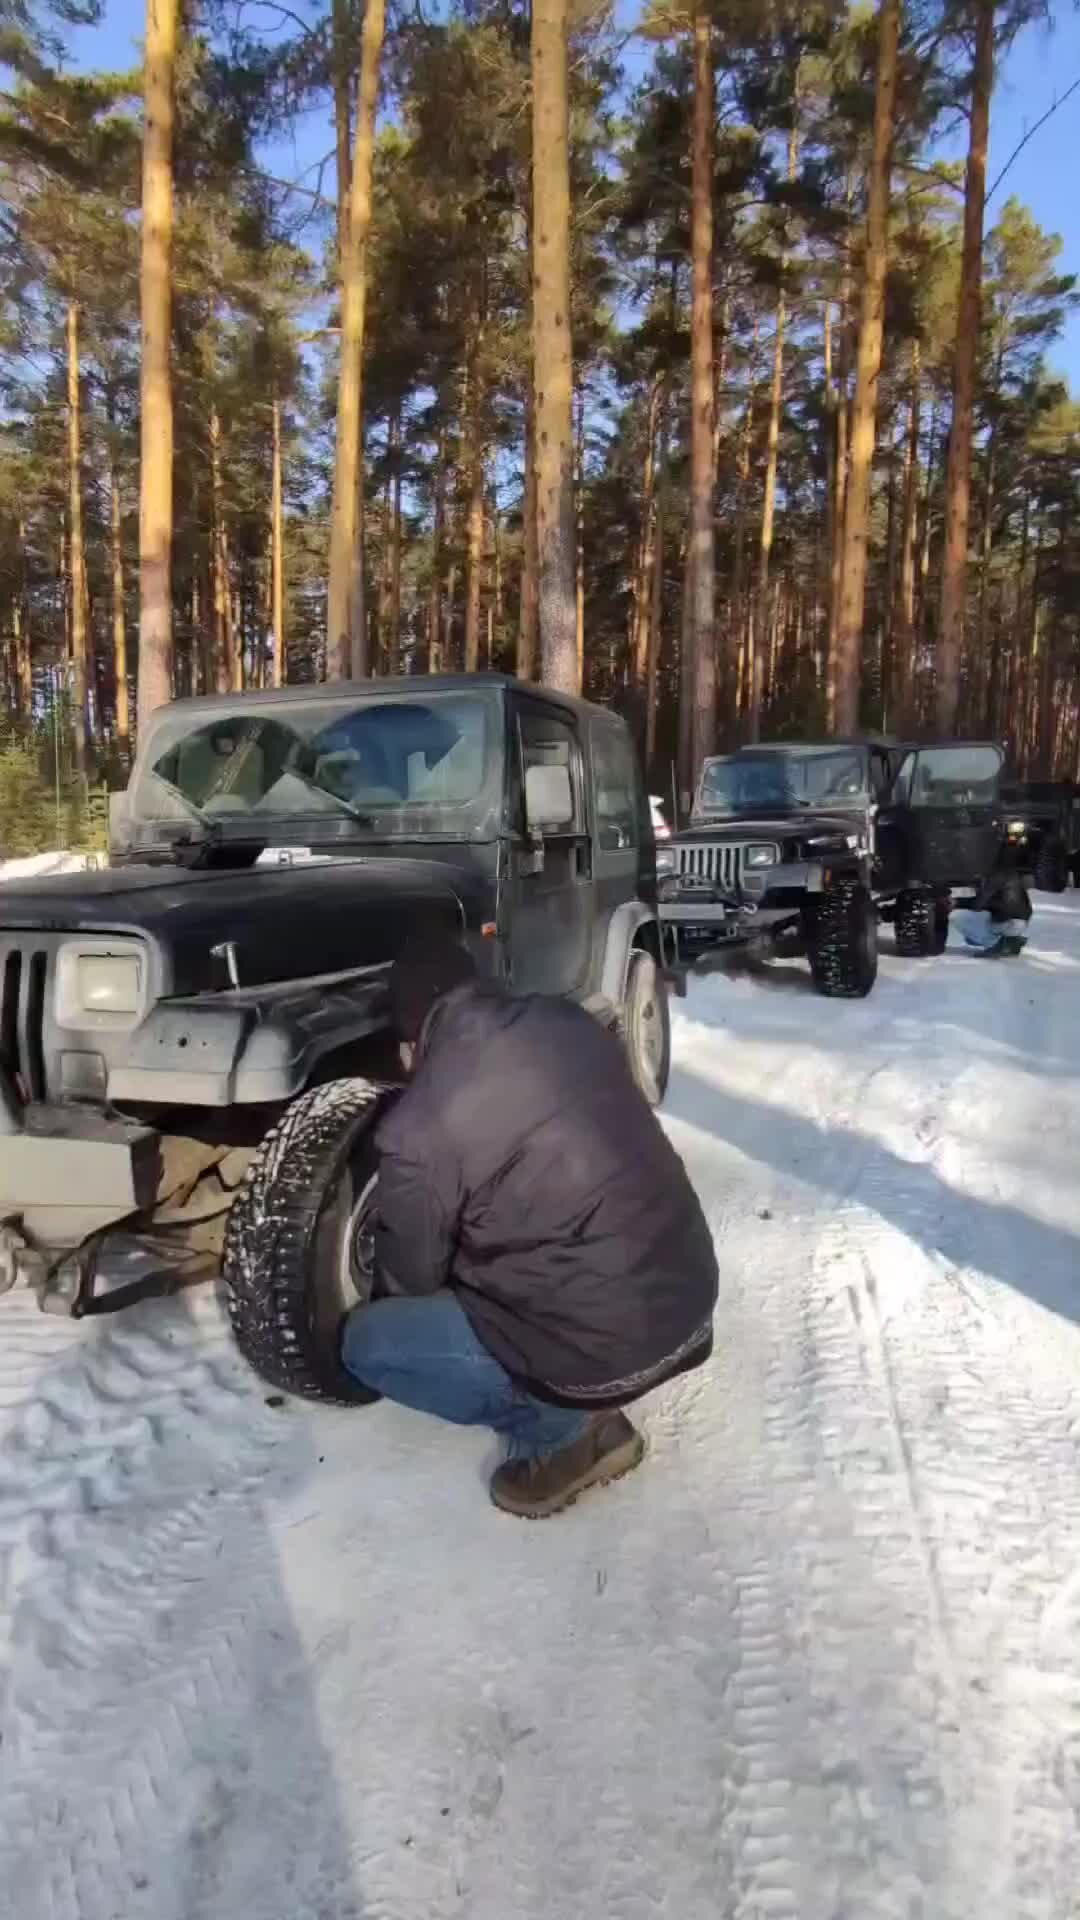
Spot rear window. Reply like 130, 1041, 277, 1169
903, 746, 1001, 808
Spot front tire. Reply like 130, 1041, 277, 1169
223, 1078, 389, 1404
621, 949, 671, 1106
806, 884, 878, 998
895, 888, 949, 957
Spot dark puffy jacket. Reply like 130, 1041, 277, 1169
374, 983, 718, 1408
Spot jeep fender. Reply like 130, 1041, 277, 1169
107, 965, 391, 1108
600, 902, 662, 1008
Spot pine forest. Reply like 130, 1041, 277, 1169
1, 0, 1078, 844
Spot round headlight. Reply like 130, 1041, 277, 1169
1007, 820, 1026, 835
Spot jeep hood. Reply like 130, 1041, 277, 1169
0, 857, 469, 997
677, 811, 861, 842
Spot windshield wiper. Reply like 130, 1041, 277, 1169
278, 765, 379, 826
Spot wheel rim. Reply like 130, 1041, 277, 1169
630, 960, 666, 1096
335, 1169, 379, 1315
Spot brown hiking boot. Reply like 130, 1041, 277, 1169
489, 1411, 645, 1519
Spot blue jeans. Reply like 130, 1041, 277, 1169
341, 1290, 590, 1459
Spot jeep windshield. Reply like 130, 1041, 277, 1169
129, 690, 504, 844
696, 748, 869, 817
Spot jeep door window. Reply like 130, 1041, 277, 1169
907, 745, 1001, 807
591, 721, 638, 851
134, 692, 504, 841
518, 707, 583, 833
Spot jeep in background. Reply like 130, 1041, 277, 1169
657, 738, 1008, 998
0, 674, 671, 1403
1000, 779, 1080, 892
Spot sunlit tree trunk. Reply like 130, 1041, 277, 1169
892, 341, 921, 730
327, 0, 386, 679
645, 408, 666, 770
936, 0, 994, 734
686, 0, 715, 783
575, 384, 585, 686
531, 0, 577, 691
66, 302, 90, 775
332, 0, 352, 264
428, 424, 447, 671
269, 390, 285, 686
110, 457, 130, 757
632, 370, 663, 683
518, 387, 539, 679
137, 0, 177, 731
464, 287, 487, 672
831, 0, 900, 735
388, 410, 403, 672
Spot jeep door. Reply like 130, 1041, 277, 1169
589, 713, 649, 979
900, 743, 1004, 887
507, 697, 592, 995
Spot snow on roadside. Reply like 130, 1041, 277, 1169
1, 899, 1080, 1920
0, 849, 98, 882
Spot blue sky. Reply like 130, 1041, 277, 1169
67, 0, 1080, 383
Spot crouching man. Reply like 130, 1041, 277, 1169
342, 935, 718, 1519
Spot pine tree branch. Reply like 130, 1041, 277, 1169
985, 75, 1080, 206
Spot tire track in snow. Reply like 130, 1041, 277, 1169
0, 1291, 297, 1920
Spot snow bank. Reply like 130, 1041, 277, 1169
0, 849, 99, 883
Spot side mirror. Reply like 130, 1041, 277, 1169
525, 762, 574, 834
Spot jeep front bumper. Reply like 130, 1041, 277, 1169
0, 1105, 161, 1249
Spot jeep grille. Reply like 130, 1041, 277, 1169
0, 942, 50, 1100
676, 842, 744, 891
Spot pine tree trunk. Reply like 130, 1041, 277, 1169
632, 370, 663, 683
14, 517, 31, 715
687, 0, 715, 778
531, 0, 577, 692
110, 459, 130, 758
327, 0, 386, 680
428, 424, 447, 671
645, 411, 666, 771
66, 302, 91, 776
464, 286, 486, 673
332, 0, 352, 265
209, 407, 231, 694
970, 410, 997, 731
892, 341, 921, 731
750, 283, 786, 743
137, 0, 177, 731
270, 390, 286, 686
830, 0, 900, 736
518, 389, 539, 680
575, 384, 585, 686
935, 0, 993, 734
388, 410, 403, 672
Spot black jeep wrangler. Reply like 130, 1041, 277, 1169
658, 737, 1008, 997
0, 673, 671, 1402
1000, 779, 1080, 893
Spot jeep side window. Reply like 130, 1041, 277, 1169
518, 706, 582, 834
591, 721, 638, 852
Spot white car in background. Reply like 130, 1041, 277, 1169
650, 796, 670, 841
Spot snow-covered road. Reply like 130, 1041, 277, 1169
3, 902, 1080, 1920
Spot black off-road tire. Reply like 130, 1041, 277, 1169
895, 888, 949, 957
620, 948, 671, 1107
1034, 843, 1068, 893
223, 1077, 388, 1404
805, 883, 878, 998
